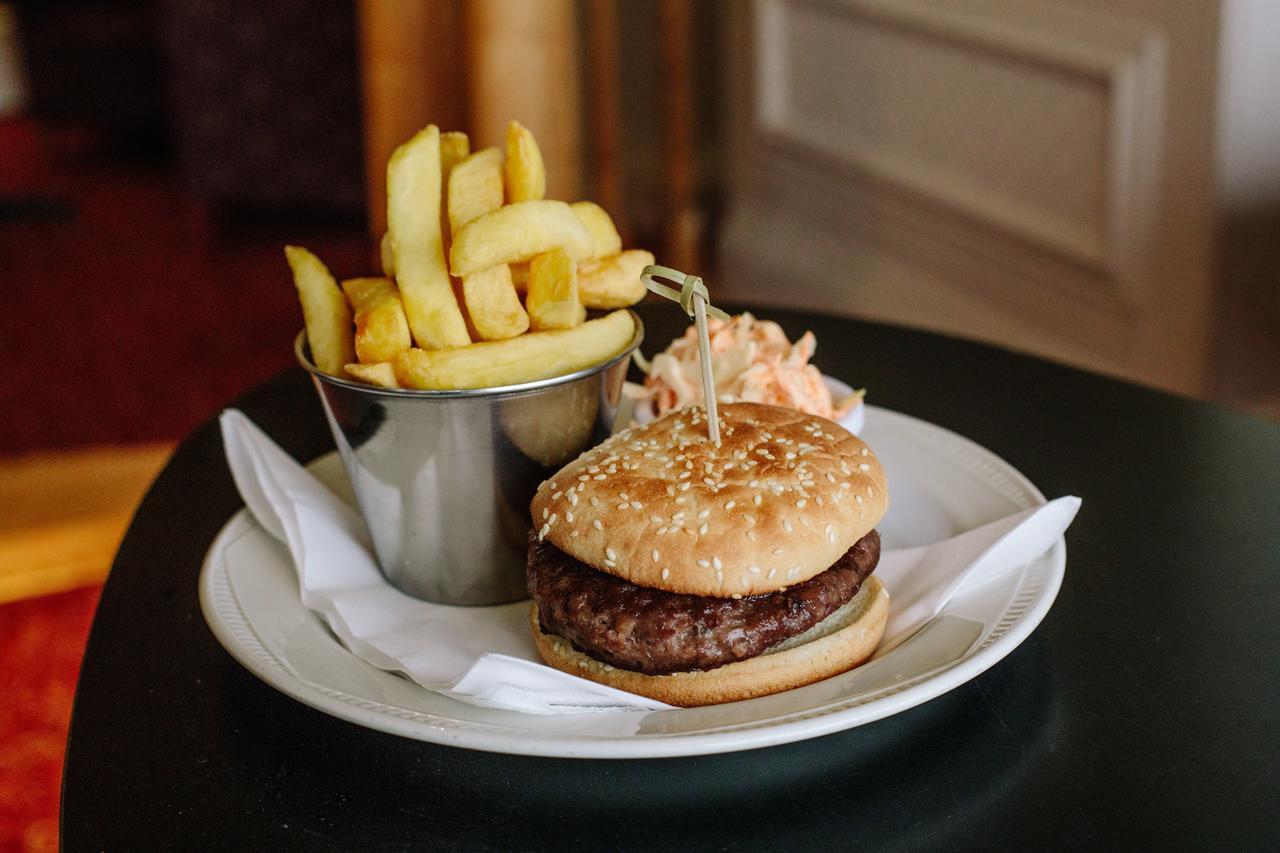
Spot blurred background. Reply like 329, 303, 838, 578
0, 0, 1276, 847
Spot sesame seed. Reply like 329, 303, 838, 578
859, 463, 870, 471
548, 513, 557, 525
666, 485, 676, 496
724, 500, 736, 510
606, 547, 617, 560
731, 593, 742, 599
652, 549, 660, 562
578, 474, 589, 481
650, 515, 663, 525
604, 559, 616, 568
788, 566, 800, 579
593, 519, 603, 530
698, 523, 709, 535
744, 513, 756, 525
712, 556, 723, 570
795, 499, 807, 508
675, 496, 687, 504
538, 523, 550, 539
748, 565, 760, 574
551, 491, 562, 500
698, 509, 710, 520
594, 474, 607, 480
590, 496, 601, 507
767, 568, 777, 580
829, 531, 836, 543
672, 511, 686, 520
570, 530, 579, 537
753, 495, 762, 506
568, 492, 578, 506
541, 508, 549, 520
746, 530, 757, 541
716, 571, 724, 583
661, 568, 670, 580
772, 547, 785, 555
678, 471, 691, 480
785, 452, 796, 460
861, 448, 869, 455
783, 520, 794, 532
856, 495, 864, 504
566, 511, 575, 522
679, 482, 691, 491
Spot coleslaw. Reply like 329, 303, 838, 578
628, 312, 863, 419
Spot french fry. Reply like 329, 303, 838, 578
285, 245, 354, 376
344, 362, 400, 388
462, 264, 530, 340
448, 147, 529, 339
450, 200, 594, 278
395, 309, 635, 390
440, 131, 471, 175
577, 249, 654, 309
448, 148, 504, 237
439, 131, 470, 253
504, 120, 545, 203
341, 276, 411, 363
526, 247, 585, 331
387, 125, 471, 350
571, 201, 622, 259
379, 231, 395, 277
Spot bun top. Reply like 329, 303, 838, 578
530, 402, 888, 598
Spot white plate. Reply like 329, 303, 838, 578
199, 405, 1063, 758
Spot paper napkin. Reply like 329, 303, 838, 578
220, 409, 1079, 715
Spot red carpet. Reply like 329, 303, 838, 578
0, 586, 101, 853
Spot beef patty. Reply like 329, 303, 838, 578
527, 530, 880, 675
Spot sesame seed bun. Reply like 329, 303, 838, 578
530, 576, 889, 706
529, 402, 889, 597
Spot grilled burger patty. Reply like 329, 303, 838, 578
527, 530, 881, 675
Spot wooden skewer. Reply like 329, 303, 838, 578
692, 292, 719, 445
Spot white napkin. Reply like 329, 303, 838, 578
220, 408, 1079, 715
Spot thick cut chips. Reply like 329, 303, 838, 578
504, 120, 546, 203
395, 309, 635, 390
577, 249, 653, 309
386, 125, 471, 350
341, 276, 411, 363
344, 362, 400, 388
449, 200, 594, 278
462, 264, 530, 340
571, 201, 623, 259
526, 247, 585, 331
285, 245, 354, 376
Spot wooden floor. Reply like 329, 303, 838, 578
0, 444, 173, 603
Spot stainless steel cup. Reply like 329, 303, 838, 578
296, 313, 643, 605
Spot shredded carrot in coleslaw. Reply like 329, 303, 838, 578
628, 312, 863, 419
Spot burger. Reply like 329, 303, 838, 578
527, 402, 890, 706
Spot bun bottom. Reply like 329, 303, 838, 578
530, 577, 889, 707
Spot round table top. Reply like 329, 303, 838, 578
62, 304, 1280, 850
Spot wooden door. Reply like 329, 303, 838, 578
720, 0, 1221, 396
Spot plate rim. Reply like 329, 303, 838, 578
199, 404, 1065, 758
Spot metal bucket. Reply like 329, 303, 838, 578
296, 313, 642, 605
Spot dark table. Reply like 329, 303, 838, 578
63, 304, 1280, 850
